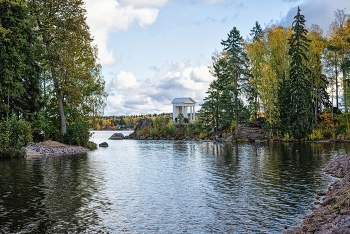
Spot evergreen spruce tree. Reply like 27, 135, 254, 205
250, 21, 263, 41
199, 80, 221, 134
200, 54, 227, 134
221, 27, 251, 138
280, 7, 313, 140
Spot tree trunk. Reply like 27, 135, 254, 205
335, 53, 339, 109
234, 82, 239, 139
45, 42, 67, 136
343, 70, 348, 112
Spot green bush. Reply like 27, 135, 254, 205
32, 111, 57, 142
307, 128, 323, 140
64, 118, 92, 147
149, 127, 159, 137
0, 115, 32, 158
164, 122, 176, 136
85, 141, 97, 150
336, 113, 350, 136
153, 116, 171, 136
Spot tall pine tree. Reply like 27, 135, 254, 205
280, 6, 313, 140
221, 27, 251, 138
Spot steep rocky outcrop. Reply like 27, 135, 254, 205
238, 125, 268, 141
134, 118, 153, 132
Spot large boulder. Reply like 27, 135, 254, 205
109, 133, 124, 140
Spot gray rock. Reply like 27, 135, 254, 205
99, 142, 108, 147
109, 133, 124, 140
136, 135, 145, 140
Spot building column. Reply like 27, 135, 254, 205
173, 105, 176, 121
190, 106, 193, 121
193, 105, 195, 121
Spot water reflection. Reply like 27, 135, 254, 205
1, 134, 350, 233
0, 155, 109, 233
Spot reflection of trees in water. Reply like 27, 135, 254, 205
261, 143, 350, 185
197, 142, 350, 232
0, 155, 109, 233
0, 159, 45, 233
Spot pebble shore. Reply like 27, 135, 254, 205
25, 140, 88, 157
285, 154, 350, 233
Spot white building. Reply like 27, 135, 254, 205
171, 97, 196, 122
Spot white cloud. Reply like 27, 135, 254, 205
84, 0, 162, 66
120, 0, 168, 7
111, 71, 140, 89
104, 60, 214, 115
279, 0, 350, 34
202, 0, 226, 4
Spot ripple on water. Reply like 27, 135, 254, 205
1, 135, 350, 233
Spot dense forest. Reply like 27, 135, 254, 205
198, 7, 350, 141
0, 0, 106, 156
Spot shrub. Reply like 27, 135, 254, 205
164, 122, 176, 136
85, 141, 97, 150
336, 113, 350, 136
149, 127, 159, 137
137, 126, 152, 137
64, 118, 92, 147
32, 111, 56, 142
307, 129, 323, 140
199, 131, 209, 139
0, 115, 32, 158
177, 113, 184, 123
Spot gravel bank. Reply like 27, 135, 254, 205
285, 154, 350, 233
25, 140, 88, 157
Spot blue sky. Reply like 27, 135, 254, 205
84, 0, 350, 116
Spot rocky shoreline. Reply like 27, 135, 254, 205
285, 154, 350, 233
25, 140, 88, 158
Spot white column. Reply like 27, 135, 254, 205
182, 105, 184, 117
173, 105, 176, 121
190, 106, 193, 121
193, 105, 195, 121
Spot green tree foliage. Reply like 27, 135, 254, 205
64, 117, 92, 147
0, 0, 106, 156
246, 21, 264, 120
200, 27, 251, 138
327, 9, 350, 111
220, 27, 251, 138
280, 7, 313, 140
0, 0, 42, 119
199, 54, 226, 133
0, 115, 32, 157
30, 0, 106, 136
307, 25, 331, 121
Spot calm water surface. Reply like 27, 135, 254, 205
1, 131, 350, 233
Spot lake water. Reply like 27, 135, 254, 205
1, 131, 350, 233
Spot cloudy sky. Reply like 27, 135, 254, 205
83, 0, 350, 116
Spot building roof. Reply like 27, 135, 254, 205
171, 97, 196, 104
